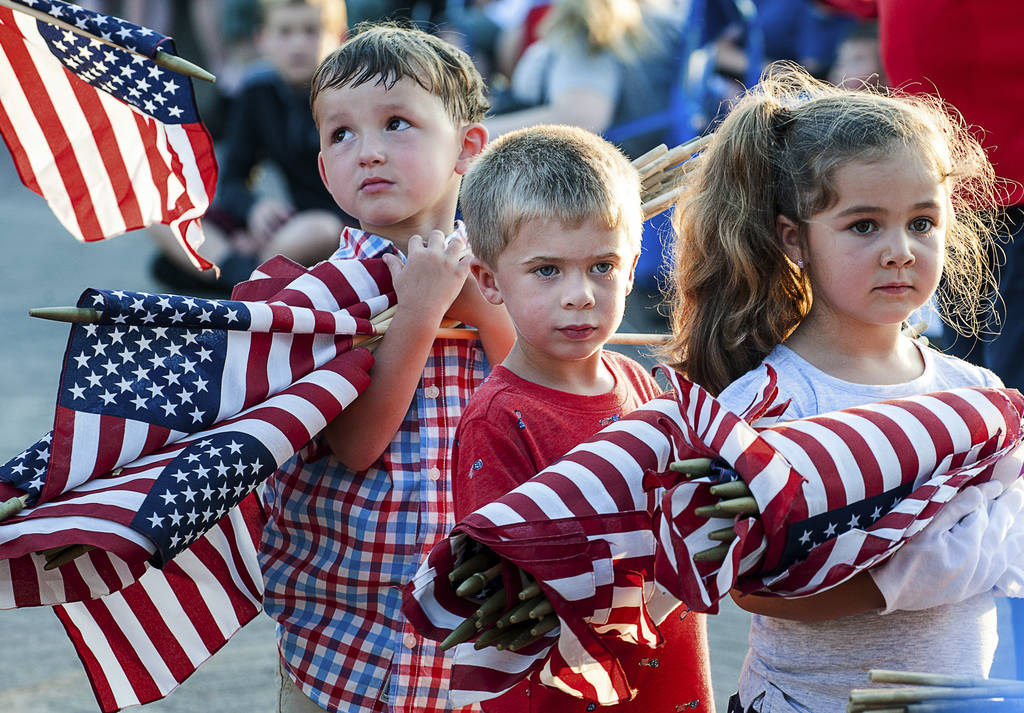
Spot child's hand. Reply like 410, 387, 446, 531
247, 197, 294, 247
871, 474, 1024, 612
383, 230, 471, 325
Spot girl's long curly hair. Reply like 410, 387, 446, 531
660, 62, 1002, 395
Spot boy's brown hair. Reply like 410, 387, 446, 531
460, 124, 642, 266
309, 23, 489, 126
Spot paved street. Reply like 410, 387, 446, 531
0, 147, 1014, 713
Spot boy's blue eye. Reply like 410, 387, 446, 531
592, 262, 613, 275
386, 117, 411, 131
534, 265, 557, 277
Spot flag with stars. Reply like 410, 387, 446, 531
0, 254, 391, 576
0, 0, 217, 268
403, 366, 1024, 706
651, 365, 1024, 610
0, 255, 392, 711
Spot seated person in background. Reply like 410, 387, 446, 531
483, 0, 683, 160
452, 124, 714, 712
150, 0, 354, 295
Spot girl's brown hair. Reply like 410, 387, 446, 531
661, 62, 1001, 394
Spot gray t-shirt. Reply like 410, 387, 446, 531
718, 341, 1003, 713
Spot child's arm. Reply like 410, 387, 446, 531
322, 231, 470, 471
733, 447, 1024, 621
730, 571, 885, 621
445, 277, 515, 367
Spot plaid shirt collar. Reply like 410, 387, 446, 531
332, 222, 467, 261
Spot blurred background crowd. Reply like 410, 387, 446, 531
74, 0, 888, 300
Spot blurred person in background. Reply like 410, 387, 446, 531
826, 19, 884, 89
148, 0, 355, 296
483, 0, 685, 160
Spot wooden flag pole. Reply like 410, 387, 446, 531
0, 0, 216, 82
29, 307, 671, 346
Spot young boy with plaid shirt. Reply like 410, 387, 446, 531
258, 25, 514, 713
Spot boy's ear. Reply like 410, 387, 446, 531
624, 251, 640, 296
470, 257, 503, 305
317, 152, 330, 191
776, 215, 803, 265
455, 123, 488, 176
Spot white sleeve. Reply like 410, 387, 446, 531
871, 477, 1024, 612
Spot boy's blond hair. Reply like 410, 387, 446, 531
309, 23, 488, 126
461, 125, 642, 266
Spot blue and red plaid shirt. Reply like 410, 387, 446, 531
260, 225, 488, 712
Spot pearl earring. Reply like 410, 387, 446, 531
797, 258, 804, 269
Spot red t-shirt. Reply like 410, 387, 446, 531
452, 350, 714, 713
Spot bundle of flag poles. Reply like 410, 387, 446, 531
848, 670, 1024, 712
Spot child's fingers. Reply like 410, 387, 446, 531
381, 252, 403, 279
425, 229, 448, 251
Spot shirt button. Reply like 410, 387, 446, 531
403, 633, 417, 649
424, 385, 440, 399
428, 467, 441, 481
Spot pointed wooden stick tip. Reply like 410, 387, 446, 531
154, 49, 216, 83
668, 458, 713, 475
0, 495, 28, 522
29, 306, 103, 323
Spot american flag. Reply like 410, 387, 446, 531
403, 366, 1024, 706
0, 0, 217, 268
0, 255, 394, 711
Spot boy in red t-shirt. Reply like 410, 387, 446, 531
452, 125, 714, 712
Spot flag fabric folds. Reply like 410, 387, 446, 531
54, 492, 266, 713
0, 0, 217, 268
0, 255, 395, 711
403, 366, 1024, 706
651, 366, 1024, 609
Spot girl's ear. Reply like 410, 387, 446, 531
776, 215, 804, 265
470, 257, 504, 305
455, 123, 488, 175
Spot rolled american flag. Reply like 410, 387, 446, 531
404, 366, 1024, 706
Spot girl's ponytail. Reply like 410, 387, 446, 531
662, 84, 809, 394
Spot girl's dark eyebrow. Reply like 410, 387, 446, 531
835, 200, 942, 218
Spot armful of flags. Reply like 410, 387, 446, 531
403, 365, 1024, 706
0, 0, 217, 268
0, 254, 392, 712
0, 254, 393, 603
651, 365, 1024, 611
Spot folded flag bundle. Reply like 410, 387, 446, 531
0, 254, 394, 711
404, 366, 1024, 706
652, 366, 1024, 609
